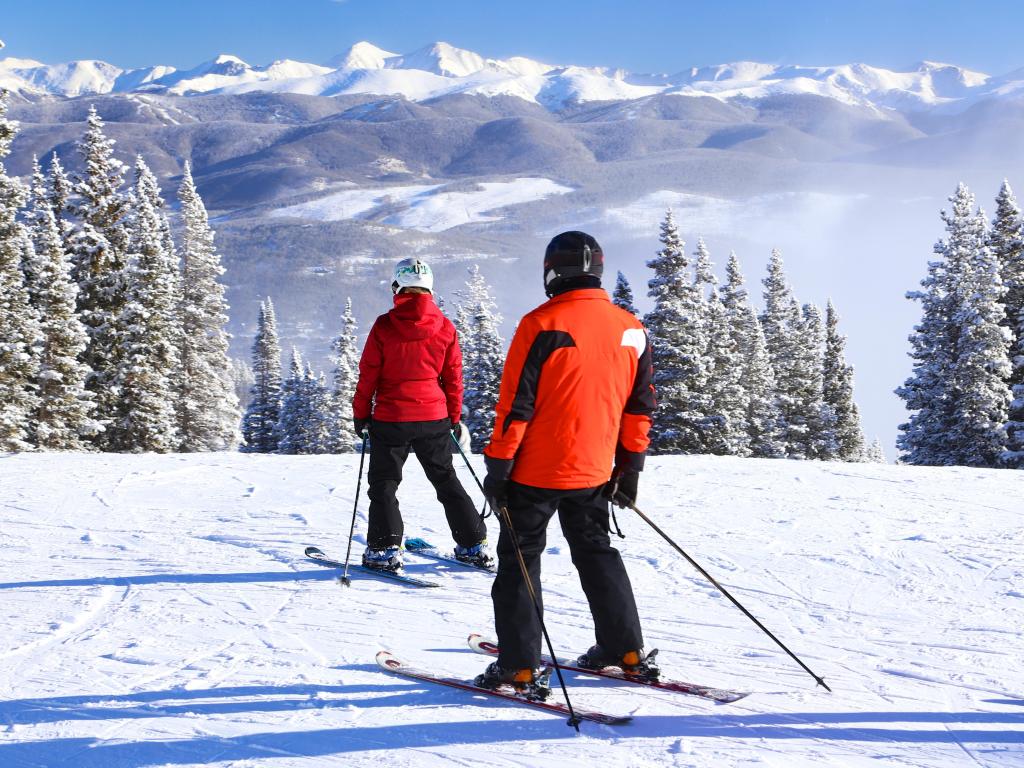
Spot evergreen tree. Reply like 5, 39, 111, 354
947, 207, 1012, 466
720, 252, 761, 456
798, 303, 838, 460
24, 155, 98, 449
990, 181, 1024, 467
741, 305, 785, 457
460, 265, 504, 452
643, 209, 710, 453
898, 184, 1012, 466
306, 367, 335, 454
864, 438, 887, 463
0, 90, 42, 451
176, 162, 240, 451
106, 157, 180, 452
612, 270, 638, 316
240, 298, 282, 452
693, 240, 741, 454
760, 250, 807, 458
276, 349, 309, 455
692, 236, 717, 296
71, 105, 130, 446
47, 153, 74, 255
823, 300, 865, 461
325, 297, 360, 452
230, 358, 255, 412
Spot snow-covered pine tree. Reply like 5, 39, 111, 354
741, 305, 785, 457
106, 157, 181, 452
176, 162, 240, 451
946, 207, 1012, 467
307, 367, 335, 454
325, 297, 360, 453
989, 181, 1024, 467
24, 155, 98, 449
612, 270, 639, 316
22, 157, 48, 291
460, 265, 504, 452
760, 250, 807, 458
898, 184, 1012, 467
0, 90, 42, 451
71, 105, 131, 447
864, 438, 887, 463
643, 209, 710, 453
798, 303, 838, 460
692, 237, 716, 296
230, 358, 255, 412
47, 153, 74, 255
240, 298, 283, 452
693, 239, 743, 454
1010, 310, 1024, 468
276, 349, 309, 455
720, 252, 761, 456
823, 300, 864, 461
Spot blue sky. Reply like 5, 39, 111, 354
3, 0, 1024, 74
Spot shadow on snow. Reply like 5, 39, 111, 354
0, 569, 340, 589
1, 687, 1023, 767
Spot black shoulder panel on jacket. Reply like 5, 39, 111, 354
503, 330, 576, 434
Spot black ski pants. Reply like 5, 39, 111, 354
366, 419, 486, 550
492, 482, 644, 670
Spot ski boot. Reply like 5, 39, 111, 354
361, 546, 403, 572
453, 540, 494, 568
474, 662, 552, 700
577, 645, 661, 680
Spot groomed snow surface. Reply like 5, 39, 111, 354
1, 453, 1022, 767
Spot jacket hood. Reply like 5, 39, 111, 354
388, 292, 445, 340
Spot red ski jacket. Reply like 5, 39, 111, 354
484, 288, 655, 489
353, 293, 463, 424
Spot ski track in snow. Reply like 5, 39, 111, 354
0, 453, 1022, 767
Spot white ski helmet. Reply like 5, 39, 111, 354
392, 257, 434, 293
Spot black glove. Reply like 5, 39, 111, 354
603, 469, 639, 508
483, 455, 513, 512
353, 417, 370, 437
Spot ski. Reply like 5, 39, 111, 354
467, 633, 749, 704
404, 537, 496, 573
376, 650, 631, 725
304, 546, 440, 589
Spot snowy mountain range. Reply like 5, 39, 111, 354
3, 40, 1023, 112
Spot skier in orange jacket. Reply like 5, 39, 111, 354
475, 231, 657, 693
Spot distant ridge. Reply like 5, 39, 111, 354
1, 41, 1020, 112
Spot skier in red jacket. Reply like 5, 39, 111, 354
352, 258, 490, 571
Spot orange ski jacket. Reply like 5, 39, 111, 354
484, 288, 655, 489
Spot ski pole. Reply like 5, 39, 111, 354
450, 430, 492, 519
496, 503, 582, 731
617, 493, 832, 692
340, 431, 369, 587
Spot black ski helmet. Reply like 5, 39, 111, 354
543, 231, 604, 297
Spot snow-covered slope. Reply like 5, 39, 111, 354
1, 42, 1019, 112
1, 453, 1021, 766
271, 178, 574, 232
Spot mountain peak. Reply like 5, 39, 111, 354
328, 41, 398, 71
212, 53, 248, 66
394, 41, 488, 78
